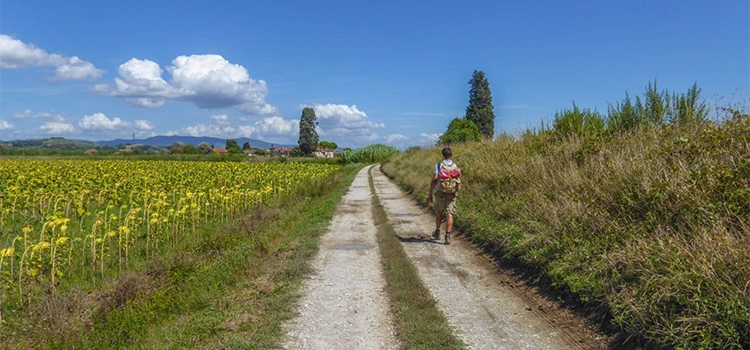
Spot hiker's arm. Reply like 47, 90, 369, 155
428, 174, 438, 202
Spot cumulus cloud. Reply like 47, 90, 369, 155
13, 109, 66, 122
303, 104, 384, 144
99, 55, 277, 115
78, 112, 153, 132
167, 114, 298, 142
254, 116, 299, 138
39, 121, 76, 135
419, 133, 441, 144
0, 34, 103, 80
386, 134, 409, 143
133, 120, 154, 131
0, 120, 13, 130
78, 113, 129, 130
126, 97, 166, 108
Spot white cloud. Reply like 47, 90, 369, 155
6, 110, 152, 139
254, 116, 299, 138
126, 98, 166, 108
0, 34, 103, 80
39, 121, 76, 134
102, 55, 277, 115
0, 120, 13, 130
134, 120, 154, 131
386, 134, 409, 144
13, 109, 66, 122
210, 114, 231, 126
303, 103, 384, 145
78, 113, 129, 130
78, 113, 155, 133
419, 133, 441, 145
167, 114, 298, 143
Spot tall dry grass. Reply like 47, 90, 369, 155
381, 115, 750, 349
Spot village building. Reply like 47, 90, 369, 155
314, 147, 336, 158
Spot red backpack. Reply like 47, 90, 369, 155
437, 160, 461, 193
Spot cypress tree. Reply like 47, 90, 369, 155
465, 70, 496, 138
298, 107, 319, 155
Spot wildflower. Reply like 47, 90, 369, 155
0, 248, 14, 257
56, 237, 69, 245
32, 242, 51, 252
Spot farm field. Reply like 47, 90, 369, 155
0, 159, 339, 320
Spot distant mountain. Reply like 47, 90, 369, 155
96, 136, 295, 150
4, 137, 101, 150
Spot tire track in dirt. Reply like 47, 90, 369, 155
283, 166, 398, 349
372, 165, 581, 350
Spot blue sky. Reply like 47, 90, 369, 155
1, 0, 748, 148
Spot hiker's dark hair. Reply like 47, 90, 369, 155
442, 147, 452, 159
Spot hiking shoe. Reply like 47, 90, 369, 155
432, 229, 440, 240
445, 232, 451, 245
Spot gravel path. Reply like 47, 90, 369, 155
283, 165, 590, 349
283, 166, 398, 349
372, 165, 578, 350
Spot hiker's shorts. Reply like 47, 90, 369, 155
434, 191, 457, 216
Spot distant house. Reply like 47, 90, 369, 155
209, 148, 228, 155
314, 148, 336, 158
271, 148, 291, 157
243, 149, 257, 156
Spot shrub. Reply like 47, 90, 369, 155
438, 118, 483, 145
552, 102, 605, 138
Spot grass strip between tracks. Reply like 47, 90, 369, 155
368, 166, 465, 350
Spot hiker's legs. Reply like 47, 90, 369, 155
444, 193, 457, 233
434, 192, 447, 231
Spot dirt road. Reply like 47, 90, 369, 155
284, 165, 596, 349
283, 166, 398, 349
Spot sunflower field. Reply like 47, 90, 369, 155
0, 159, 339, 309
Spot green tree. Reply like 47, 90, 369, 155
169, 141, 185, 154
438, 118, 482, 145
183, 144, 200, 154
298, 107, 319, 155
226, 139, 241, 154
289, 146, 305, 157
465, 70, 496, 139
242, 141, 251, 150
318, 141, 338, 150
197, 142, 213, 154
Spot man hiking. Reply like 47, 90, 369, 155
428, 147, 461, 244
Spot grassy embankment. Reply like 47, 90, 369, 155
2, 163, 362, 349
368, 167, 465, 350
382, 113, 750, 348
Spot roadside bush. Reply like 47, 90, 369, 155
552, 103, 605, 138
338, 144, 399, 164
438, 118, 483, 145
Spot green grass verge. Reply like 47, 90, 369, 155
4, 164, 363, 349
382, 115, 750, 349
368, 166, 464, 350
